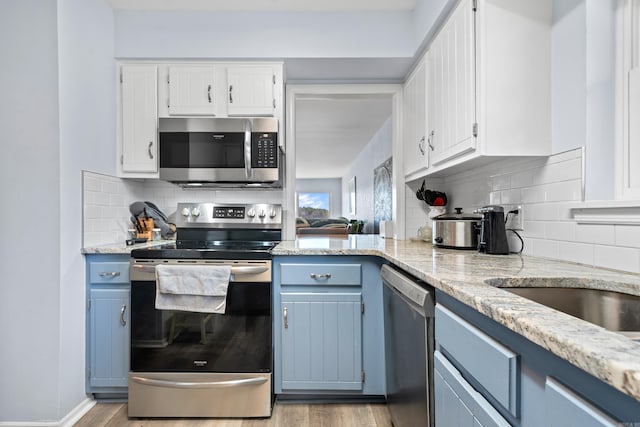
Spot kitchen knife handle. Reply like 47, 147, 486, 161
120, 304, 127, 327
148, 141, 154, 159
283, 307, 288, 329
207, 84, 212, 103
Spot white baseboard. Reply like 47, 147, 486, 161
0, 398, 96, 427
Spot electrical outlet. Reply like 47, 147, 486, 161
507, 205, 524, 231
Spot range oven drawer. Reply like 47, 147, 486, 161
128, 372, 272, 418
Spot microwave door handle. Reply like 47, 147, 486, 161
244, 119, 252, 179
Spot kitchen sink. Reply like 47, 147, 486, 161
485, 278, 640, 340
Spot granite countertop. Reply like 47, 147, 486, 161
273, 235, 640, 402
82, 239, 172, 254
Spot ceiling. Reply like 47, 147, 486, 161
106, 0, 416, 11
295, 95, 393, 179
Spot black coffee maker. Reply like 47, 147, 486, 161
475, 206, 510, 255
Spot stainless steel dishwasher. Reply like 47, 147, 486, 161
382, 264, 435, 427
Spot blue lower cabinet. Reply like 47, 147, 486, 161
545, 377, 618, 427
85, 254, 130, 397
280, 292, 362, 390
434, 351, 510, 427
273, 256, 385, 396
89, 288, 130, 388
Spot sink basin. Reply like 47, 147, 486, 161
486, 278, 640, 339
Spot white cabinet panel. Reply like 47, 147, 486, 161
168, 65, 216, 116
227, 66, 275, 117
403, 60, 428, 177
121, 64, 158, 173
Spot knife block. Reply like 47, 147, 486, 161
136, 218, 154, 240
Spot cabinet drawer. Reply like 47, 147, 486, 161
280, 264, 361, 286
89, 262, 130, 284
435, 304, 519, 417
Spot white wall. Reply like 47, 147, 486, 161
0, 0, 62, 422
342, 117, 393, 233
551, 0, 616, 200
114, 10, 414, 59
58, 0, 116, 419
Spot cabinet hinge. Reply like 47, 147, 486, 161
87, 368, 91, 379
273, 99, 276, 109
472, 122, 478, 137
120, 155, 123, 166
361, 371, 365, 382
273, 74, 276, 85
119, 71, 123, 84
472, 0, 477, 12
167, 74, 170, 84
87, 299, 91, 310
361, 302, 365, 314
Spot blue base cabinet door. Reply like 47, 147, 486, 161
545, 377, 618, 427
434, 351, 510, 427
89, 288, 130, 389
280, 292, 362, 391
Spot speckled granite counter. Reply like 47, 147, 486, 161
273, 235, 640, 402
82, 240, 172, 255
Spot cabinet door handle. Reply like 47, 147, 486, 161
310, 273, 332, 280
148, 141, 154, 159
207, 84, 212, 103
229, 85, 233, 103
418, 136, 426, 155
283, 306, 288, 329
120, 304, 127, 327
99, 271, 121, 278
428, 130, 435, 151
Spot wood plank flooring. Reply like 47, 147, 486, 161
74, 402, 392, 427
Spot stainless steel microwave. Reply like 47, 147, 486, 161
158, 117, 280, 187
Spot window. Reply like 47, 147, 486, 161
297, 192, 330, 219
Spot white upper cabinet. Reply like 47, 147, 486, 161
403, 59, 429, 179
227, 66, 276, 117
167, 65, 216, 116
120, 64, 158, 174
423, 0, 552, 177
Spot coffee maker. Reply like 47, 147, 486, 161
475, 206, 510, 255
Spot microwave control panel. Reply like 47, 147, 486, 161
252, 133, 278, 168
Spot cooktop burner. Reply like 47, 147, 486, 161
130, 203, 282, 260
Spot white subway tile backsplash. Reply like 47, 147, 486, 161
500, 189, 522, 205
510, 170, 534, 189
491, 174, 510, 191
544, 221, 575, 241
614, 225, 640, 249
489, 191, 501, 205
533, 158, 582, 186
575, 223, 616, 245
529, 238, 559, 259
593, 245, 640, 273
522, 221, 546, 238
557, 242, 595, 266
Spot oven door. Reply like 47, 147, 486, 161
128, 259, 273, 418
129, 260, 272, 373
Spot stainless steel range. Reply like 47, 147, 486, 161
128, 203, 281, 418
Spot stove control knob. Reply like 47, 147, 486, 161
269, 209, 277, 218
259, 210, 266, 218
247, 209, 256, 218
191, 207, 201, 217
181, 207, 191, 217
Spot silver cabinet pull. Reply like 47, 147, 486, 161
310, 273, 332, 280
120, 304, 127, 326
428, 130, 435, 151
229, 85, 233, 103
99, 271, 121, 277
418, 136, 426, 155
283, 307, 288, 329
207, 84, 212, 103
130, 376, 267, 389
148, 141, 154, 159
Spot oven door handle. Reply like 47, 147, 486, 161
131, 265, 268, 275
130, 376, 267, 389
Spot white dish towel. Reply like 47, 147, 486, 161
155, 264, 232, 314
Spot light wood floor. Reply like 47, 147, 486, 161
74, 402, 392, 427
